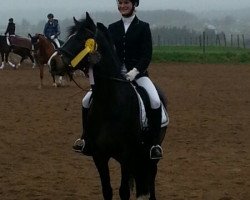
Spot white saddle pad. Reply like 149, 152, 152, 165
133, 85, 169, 129
6, 37, 11, 46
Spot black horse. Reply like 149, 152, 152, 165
0, 35, 35, 69
49, 13, 168, 200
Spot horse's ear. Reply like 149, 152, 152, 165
86, 12, 96, 31
28, 33, 32, 38
73, 17, 79, 25
86, 12, 91, 20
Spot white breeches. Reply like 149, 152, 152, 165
53, 38, 60, 48
135, 76, 161, 109
82, 76, 160, 110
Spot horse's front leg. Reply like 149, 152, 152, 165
28, 52, 36, 69
149, 162, 158, 200
119, 164, 131, 200
39, 64, 44, 89
6, 52, 15, 68
0, 52, 4, 69
134, 162, 150, 200
52, 75, 57, 87
16, 56, 25, 69
93, 156, 113, 200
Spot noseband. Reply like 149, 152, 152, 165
59, 28, 99, 69
60, 27, 128, 83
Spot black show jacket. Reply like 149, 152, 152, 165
5, 22, 15, 35
108, 16, 152, 76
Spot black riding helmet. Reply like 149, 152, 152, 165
131, 0, 139, 7
117, 0, 139, 7
47, 13, 54, 19
9, 18, 14, 22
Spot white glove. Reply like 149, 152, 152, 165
50, 35, 55, 40
125, 68, 139, 81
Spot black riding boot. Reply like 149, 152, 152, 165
149, 107, 163, 159
72, 107, 92, 156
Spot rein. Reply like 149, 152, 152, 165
64, 73, 91, 110
71, 75, 91, 91
64, 88, 89, 111
95, 73, 130, 83
62, 27, 130, 85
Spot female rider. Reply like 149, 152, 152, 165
73, 0, 163, 159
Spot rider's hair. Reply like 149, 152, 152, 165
47, 13, 54, 19
116, 0, 139, 7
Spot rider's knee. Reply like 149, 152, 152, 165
150, 97, 161, 109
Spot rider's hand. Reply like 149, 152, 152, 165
50, 35, 55, 40
125, 68, 139, 81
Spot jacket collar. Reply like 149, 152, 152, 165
122, 14, 135, 25
119, 15, 139, 34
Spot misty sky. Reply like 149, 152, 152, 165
0, 0, 250, 25
1, 0, 250, 12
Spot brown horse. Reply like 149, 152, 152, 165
28, 33, 65, 88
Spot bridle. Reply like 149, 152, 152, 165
59, 27, 129, 84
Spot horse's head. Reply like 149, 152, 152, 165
28, 33, 40, 51
29, 33, 51, 49
29, 33, 57, 66
49, 12, 121, 78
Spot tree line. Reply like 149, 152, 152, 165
1, 9, 249, 48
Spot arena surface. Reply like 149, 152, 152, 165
0, 61, 249, 200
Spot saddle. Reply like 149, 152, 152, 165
50, 38, 64, 49
8, 36, 32, 50
133, 84, 169, 130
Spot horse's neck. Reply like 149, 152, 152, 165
94, 76, 132, 108
39, 37, 55, 59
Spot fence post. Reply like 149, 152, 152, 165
216, 34, 221, 46
199, 35, 202, 47
231, 34, 233, 47
237, 34, 240, 48
222, 32, 227, 47
242, 34, 245, 49
203, 31, 205, 53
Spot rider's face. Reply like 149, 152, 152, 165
48, 17, 53, 22
118, 0, 133, 16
